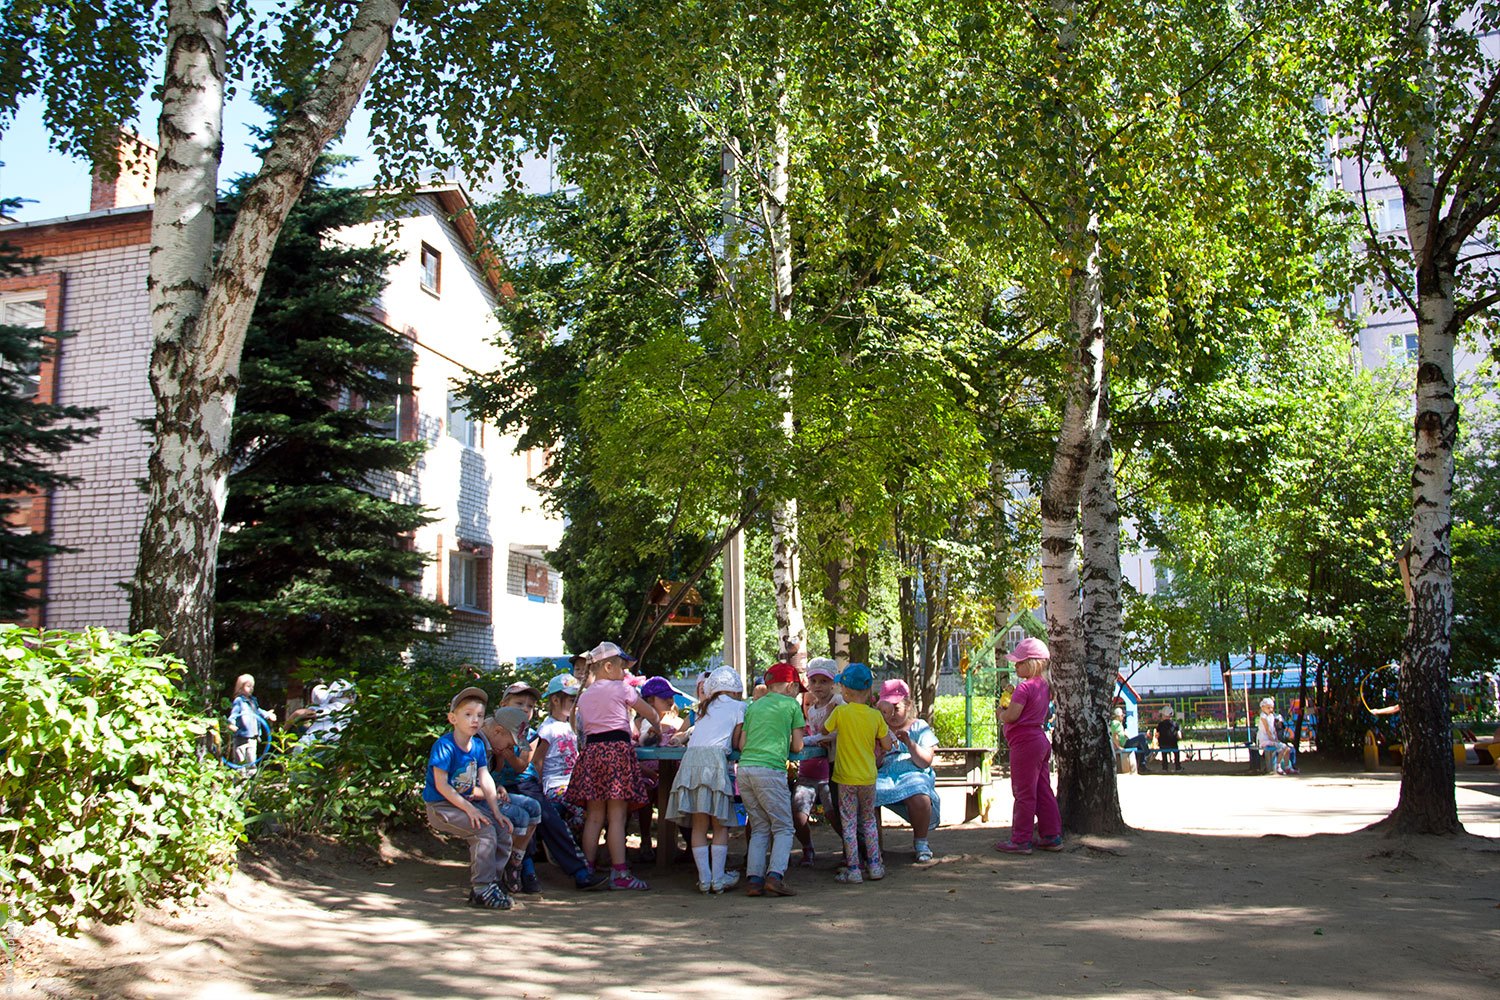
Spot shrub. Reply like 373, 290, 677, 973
0, 627, 242, 931
240, 653, 556, 843
931, 695, 967, 746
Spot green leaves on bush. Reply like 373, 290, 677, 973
0, 627, 242, 931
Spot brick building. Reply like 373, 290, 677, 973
0, 152, 565, 667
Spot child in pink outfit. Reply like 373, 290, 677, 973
995, 637, 1063, 855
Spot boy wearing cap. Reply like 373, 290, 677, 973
733, 662, 807, 896
423, 687, 516, 910
823, 664, 893, 883
480, 704, 544, 895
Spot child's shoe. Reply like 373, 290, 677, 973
574, 868, 610, 891
763, 875, 797, 896
913, 840, 934, 863
697, 880, 716, 895
799, 847, 816, 867
501, 856, 523, 893
1037, 835, 1064, 853
467, 882, 512, 910
994, 840, 1033, 855
713, 871, 741, 892
745, 876, 766, 897
610, 870, 650, 891
834, 866, 864, 884
519, 868, 543, 894
866, 863, 886, 880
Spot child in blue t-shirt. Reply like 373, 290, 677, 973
423, 686, 516, 910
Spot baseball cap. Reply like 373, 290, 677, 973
877, 678, 910, 705
543, 673, 580, 699
491, 705, 530, 740
766, 661, 805, 692
838, 663, 874, 691
503, 680, 542, 701
1004, 636, 1051, 663
640, 676, 685, 701
588, 641, 637, 663
449, 686, 489, 712
806, 658, 838, 681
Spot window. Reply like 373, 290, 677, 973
507, 549, 559, 603
448, 545, 492, 614
367, 355, 414, 441
1404, 333, 1419, 361
0, 291, 46, 398
446, 391, 479, 448
420, 243, 441, 295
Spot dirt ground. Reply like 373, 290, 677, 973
7, 761, 1500, 1000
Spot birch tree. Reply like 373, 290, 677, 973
1337, 0, 1500, 834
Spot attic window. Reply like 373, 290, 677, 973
420, 243, 441, 295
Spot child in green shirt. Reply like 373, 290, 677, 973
733, 662, 807, 897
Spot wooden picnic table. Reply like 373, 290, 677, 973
634, 745, 827, 871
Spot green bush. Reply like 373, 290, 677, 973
240, 653, 556, 843
931, 695, 967, 746
0, 627, 242, 931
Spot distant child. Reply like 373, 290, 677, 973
822, 663, 892, 884
523, 674, 609, 890
1156, 706, 1182, 772
793, 659, 843, 865
665, 666, 746, 893
734, 662, 807, 896
633, 676, 686, 861
1257, 698, 1296, 774
565, 641, 661, 890
995, 638, 1062, 855
423, 686, 516, 910
228, 674, 276, 766
480, 702, 544, 895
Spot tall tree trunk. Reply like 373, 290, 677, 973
1077, 384, 1126, 832
1387, 8, 1461, 831
129, 0, 403, 687
1040, 205, 1110, 834
765, 84, 806, 668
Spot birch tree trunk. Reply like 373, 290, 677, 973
765, 83, 807, 668
1040, 204, 1110, 834
129, 0, 404, 686
1387, 3, 1460, 831
1077, 383, 1126, 832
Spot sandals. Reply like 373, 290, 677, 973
610, 871, 650, 890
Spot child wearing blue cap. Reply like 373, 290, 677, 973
822, 663, 893, 884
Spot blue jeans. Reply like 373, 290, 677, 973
512, 777, 591, 877
497, 791, 541, 837
739, 765, 796, 879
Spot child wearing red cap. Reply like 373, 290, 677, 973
995, 638, 1063, 855
733, 662, 806, 896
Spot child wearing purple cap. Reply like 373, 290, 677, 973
632, 676, 685, 862
994, 638, 1063, 855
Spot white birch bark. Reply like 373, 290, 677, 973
130, 0, 405, 683
1388, 0, 1461, 832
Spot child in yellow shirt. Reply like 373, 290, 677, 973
822, 663, 892, 884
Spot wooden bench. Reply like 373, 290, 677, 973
932, 746, 995, 823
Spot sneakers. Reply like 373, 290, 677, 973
610, 871, 650, 891
763, 875, 797, 896
866, 863, 886, 881
519, 867, 543, 894
745, 877, 766, 897
574, 869, 611, 891
1037, 835, 1064, 853
698, 880, 718, 895
994, 840, 1033, 855
467, 882, 513, 909
834, 866, 864, 884
713, 871, 742, 892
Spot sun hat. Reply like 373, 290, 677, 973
491, 705, 530, 741
503, 680, 542, 701
877, 678, 911, 705
543, 673, 580, 700
450, 685, 489, 712
588, 640, 637, 663
806, 657, 838, 681
1004, 636, 1051, 663
838, 663, 874, 691
766, 661, 806, 692
705, 666, 743, 696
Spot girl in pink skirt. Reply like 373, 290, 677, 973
565, 641, 661, 889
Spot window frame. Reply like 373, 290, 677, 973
420, 243, 442, 296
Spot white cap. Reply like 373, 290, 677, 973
705, 666, 742, 696
588, 641, 636, 663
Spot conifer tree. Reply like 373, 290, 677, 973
213, 160, 447, 685
0, 211, 99, 617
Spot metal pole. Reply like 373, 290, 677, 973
964, 661, 973, 747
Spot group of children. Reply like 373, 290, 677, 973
424, 642, 918, 908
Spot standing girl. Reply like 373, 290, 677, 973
995, 637, 1062, 855
228, 674, 276, 766
664, 666, 746, 893
822, 663, 892, 884
565, 642, 661, 889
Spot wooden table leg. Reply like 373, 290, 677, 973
656, 758, 680, 872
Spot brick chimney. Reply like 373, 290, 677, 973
90, 131, 157, 212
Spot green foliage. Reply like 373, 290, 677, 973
238, 653, 554, 842
0, 627, 241, 931
0, 211, 99, 617
213, 151, 448, 692
930, 695, 968, 748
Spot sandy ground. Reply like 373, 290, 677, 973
6, 762, 1499, 1000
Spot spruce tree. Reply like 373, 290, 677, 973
213, 161, 448, 686
0, 207, 99, 618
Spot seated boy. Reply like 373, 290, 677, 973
423, 686, 516, 910
481, 703, 545, 894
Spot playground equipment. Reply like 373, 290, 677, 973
1359, 663, 1469, 769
